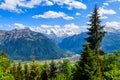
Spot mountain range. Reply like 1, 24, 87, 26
0, 28, 70, 60
30, 23, 83, 43
29, 26, 120, 53
0, 27, 120, 60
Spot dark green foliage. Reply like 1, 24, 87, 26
103, 52, 120, 79
0, 51, 11, 71
72, 44, 97, 80
10, 63, 17, 80
0, 51, 14, 80
49, 60, 57, 79
41, 62, 49, 80
24, 63, 30, 80
72, 5, 106, 80
0, 50, 7, 58
86, 5, 106, 80
16, 62, 24, 80
58, 59, 71, 78
29, 60, 39, 80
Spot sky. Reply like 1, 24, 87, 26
0, 0, 120, 30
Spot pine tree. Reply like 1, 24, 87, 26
16, 62, 24, 80
41, 62, 49, 80
86, 5, 105, 54
29, 59, 39, 80
72, 44, 97, 80
85, 5, 106, 79
59, 59, 71, 78
24, 63, 30, 80
0, 51, 7, 58
10, 63, 17, 80
49, 60, 57, 79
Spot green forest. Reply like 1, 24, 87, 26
1, 5, 120, 80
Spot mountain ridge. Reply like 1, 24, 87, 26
0, 28, 70, 60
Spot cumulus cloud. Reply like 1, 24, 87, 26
108, 0, 120, 2
98, 7, 116, 19
14, 23, 26, 29
0, 0, 86, 13
0, 0, 42, 13
102, 3, 109, 8
103, 3, 109, 6
76, 12, 81, 16
32, 11, 74, 20
53, 0, 87, 10
105, 21, 120, 29
42, 0, 53, 6
99, 7, 116, 15
45, 0, 53, 6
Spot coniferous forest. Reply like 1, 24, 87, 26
1, 5, 120, 80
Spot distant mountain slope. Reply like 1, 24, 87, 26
101, 32, 120, 52
59, 33, 86, 53
0, 28, 69, 60
59, 32, 120, 53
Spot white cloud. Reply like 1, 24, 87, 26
14, 23, 26, 29
100, 16, 108, 19
97, 7, 116, 19
0, 0, 22, 13
108, 0, 120, 2
105, 21, 120, 29
76, 12, 81, 16
45, 0, 53, 6
42, 0, 53, 6
0, 0, 42, 13
53, 0, 87, 10
0, 0, 86, 13
87, 7, 116, 19
32, 11, 74, 20
103, 3, 109, 6
68, 1, 87, 9
99, 7, 116, 15
18, 0, 42, 8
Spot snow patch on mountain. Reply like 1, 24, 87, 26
30, 23, 83, 38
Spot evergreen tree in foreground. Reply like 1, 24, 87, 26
73, 5, 106, 80
86, 5, 105, 54
49, 60, 57, 79
85, 5, 106, 79
72, 44, 96, 80
24, 63, 30, 80
41, 62, 49, 80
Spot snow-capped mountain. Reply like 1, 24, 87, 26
30, 23, 83, 43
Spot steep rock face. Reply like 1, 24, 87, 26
0, 29, 68, 60
59, 32, 120, 53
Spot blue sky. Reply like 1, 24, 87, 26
0, 0, 120, 30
